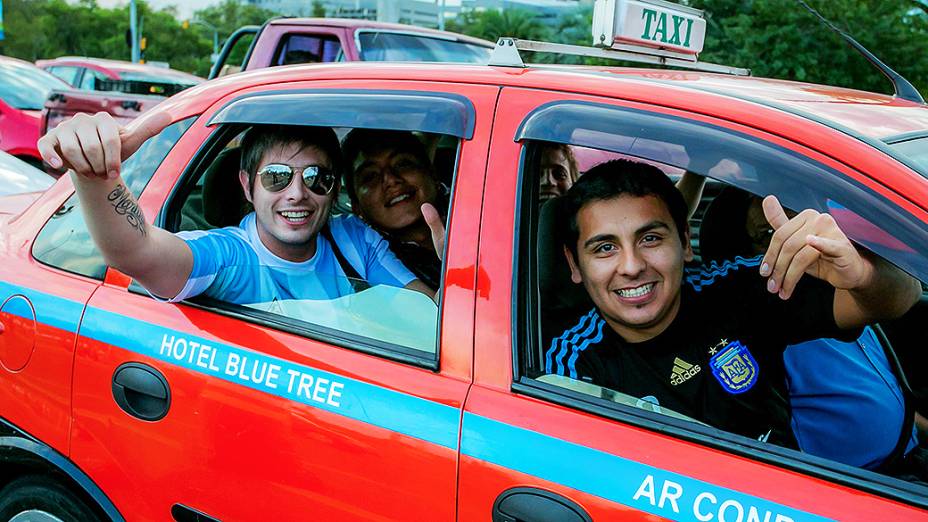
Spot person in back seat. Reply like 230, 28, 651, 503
37, 113, 434, 304
341, 129, 448, 290
700, 187, 919, 472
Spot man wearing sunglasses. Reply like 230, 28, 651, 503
38, 112, 433, 304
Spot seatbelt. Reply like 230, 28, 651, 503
872, 324, 917, 473
320, 223, 367, 293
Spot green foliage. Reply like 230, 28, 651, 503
311, 1, 327, 18
446, 8, 550, 42
0, 0, 274, 77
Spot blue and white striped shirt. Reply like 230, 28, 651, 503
168, 213, 415, 304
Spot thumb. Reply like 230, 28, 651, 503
762, 195, 789, 230
421, 203, 445, 260
119, 111, 173, 160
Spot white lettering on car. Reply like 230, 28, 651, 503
159, 333, 344, 408
634, 475, 799, 522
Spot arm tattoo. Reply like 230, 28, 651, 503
107, 184, 147, 236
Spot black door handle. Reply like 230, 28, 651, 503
493, 487, 593, 522
112, 362, 171, 421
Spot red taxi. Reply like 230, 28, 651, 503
2, 2, 928, 521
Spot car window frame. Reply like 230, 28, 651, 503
156, 121, 461, 371
511, 111, 928, 509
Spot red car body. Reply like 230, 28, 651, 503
35, 56, 202, 95
0, 56, 72, 166
1, 55, 928, 521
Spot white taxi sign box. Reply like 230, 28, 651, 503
593, 0, 707, 60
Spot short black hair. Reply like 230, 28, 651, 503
240, 125, 342, 191
340, 128, 433, 205
562, 159, 689, 256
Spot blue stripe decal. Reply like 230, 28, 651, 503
79, 306, 460, 450
686, 256, 762, 292
0, 281, 83, 333
461, 413, 833, 522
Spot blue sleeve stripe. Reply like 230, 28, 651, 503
546, 309, 597, 375
686, 255, 762, 292
566, 317, 605, 379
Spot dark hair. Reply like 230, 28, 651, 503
562, 159, 689, 256
340, 128, 434, 205
539, 142, 579, 182
240, 124, 342, 191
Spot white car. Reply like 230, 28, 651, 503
0, 151, 54, 197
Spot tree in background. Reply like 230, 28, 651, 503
311, 1, 327, 18
446, 8, 550, 42
0, 0, 274, 77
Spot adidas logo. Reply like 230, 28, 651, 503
670, 357, 701, 386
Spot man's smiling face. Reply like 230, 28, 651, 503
351, 146, 438, 234
241, 141, 335, 262
566, 194, 693, 343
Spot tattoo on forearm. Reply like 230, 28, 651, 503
107, 184, 147, 236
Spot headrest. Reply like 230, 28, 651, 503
538, 197, 593, 313
699, 186, 754, 264
202, 147, 249, 228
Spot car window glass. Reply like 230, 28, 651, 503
168, 125, 454, 366
46, 65, 81, 86
33, 117, 195, 279
274, 34, 343, 65
357, 32, 491, 63
888, 136, 928, 172
0, 62, 70, 110
518, 110, 928, 488
79, 69, 103, 90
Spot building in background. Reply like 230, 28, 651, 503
244, 0, 584, 29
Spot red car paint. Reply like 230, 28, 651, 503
0, 58, 927, 521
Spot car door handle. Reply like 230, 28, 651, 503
492, 487, 592, 522
111, 362, 171, 421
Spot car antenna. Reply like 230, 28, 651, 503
796, 0, 924, 104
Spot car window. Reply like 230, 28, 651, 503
166, 124, 456, 366
515, 101, 928, 490
273, 34, 343, 65
888, 136, 928, 172
0, 62, 70, 110
357, 31, 491, 63
78, 68, 105, 90
33, 117, 195, 279
46, 65, 82, 86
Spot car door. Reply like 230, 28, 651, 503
69, 80, 498, 521
459, 86, 928, 521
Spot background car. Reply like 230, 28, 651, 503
0, 56, 73, 169
36, 56, 202, 96
0, 151, 55, 197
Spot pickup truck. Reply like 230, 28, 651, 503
208, 17, 495, 78
39, 57, 203, 135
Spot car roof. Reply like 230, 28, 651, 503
265, 17, 495, 48
35, 56, 203, 83
172, 61, 928, 144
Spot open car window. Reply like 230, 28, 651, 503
515, 100, 928, 498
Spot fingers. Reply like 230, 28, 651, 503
36, 132, 63, 171
75, 117, 108, 177
95, 113, 123, 179
121, 112, 172, 159
760, 206, 815, 277
776, 244, 820, 299
55, 122, 93, 177
421, 203, 446, 261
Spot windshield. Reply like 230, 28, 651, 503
888, 136, 928, 172
357, 31, 491, 63
0, 61, 69, 110
117, 70, 198, 88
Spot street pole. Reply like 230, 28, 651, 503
438, 0, 446, 31
130, 0, 139, 63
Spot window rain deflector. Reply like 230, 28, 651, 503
207, 89, 475, 139
516, 100, 928, 284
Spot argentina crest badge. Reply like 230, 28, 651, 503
709, 340, 758, 394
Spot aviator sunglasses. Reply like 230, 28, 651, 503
256, 163, 337, 196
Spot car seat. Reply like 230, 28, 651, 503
202, 147, 251, 228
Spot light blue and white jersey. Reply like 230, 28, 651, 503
166, 213, 415, 304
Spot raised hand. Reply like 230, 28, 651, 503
37, 111, 173, 180
759, 195, 872, 299
420, 202, 446, 261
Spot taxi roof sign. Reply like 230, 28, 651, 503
593, 0, 707, 59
